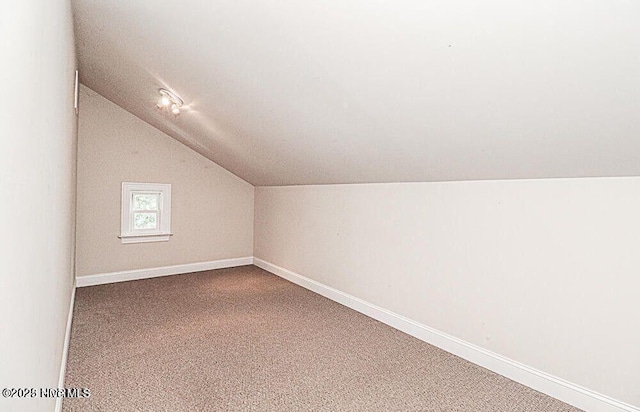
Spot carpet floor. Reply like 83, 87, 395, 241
64, 265, 580, 411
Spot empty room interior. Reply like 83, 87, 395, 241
2, 0, 640, 411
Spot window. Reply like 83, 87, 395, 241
120, 182, 171, 244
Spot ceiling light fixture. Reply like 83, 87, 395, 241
156, 88, 183, 116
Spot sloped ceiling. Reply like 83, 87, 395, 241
73, 1, 640, 186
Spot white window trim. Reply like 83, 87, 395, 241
120, 182, 172, 244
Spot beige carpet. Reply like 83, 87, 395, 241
64, 265, 580, 411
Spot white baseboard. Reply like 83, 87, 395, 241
55, 283, 76, 412
253, 258, 639, 412
76, 257, 254, 287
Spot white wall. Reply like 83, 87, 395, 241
0, 0, 78, 411
75, 85, 254, 278
254, 179, 640, 407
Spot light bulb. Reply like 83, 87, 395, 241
160, 96, 171, 107
171, 103, 180, 115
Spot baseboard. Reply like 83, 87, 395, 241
76, 257, 254, 287
55, 283, 76, 412
253, 258, 639, 412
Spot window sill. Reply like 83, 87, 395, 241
119, 233, 173, 244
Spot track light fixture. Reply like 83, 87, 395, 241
156, 88, 183, 116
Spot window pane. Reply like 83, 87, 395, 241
134, 194, 158, 211
134, 212, 158, 230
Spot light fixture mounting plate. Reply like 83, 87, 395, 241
158, 88, 183, 107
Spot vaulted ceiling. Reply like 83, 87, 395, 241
73, 0, 640, 186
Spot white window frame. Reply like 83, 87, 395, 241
120, 182, 172, 244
